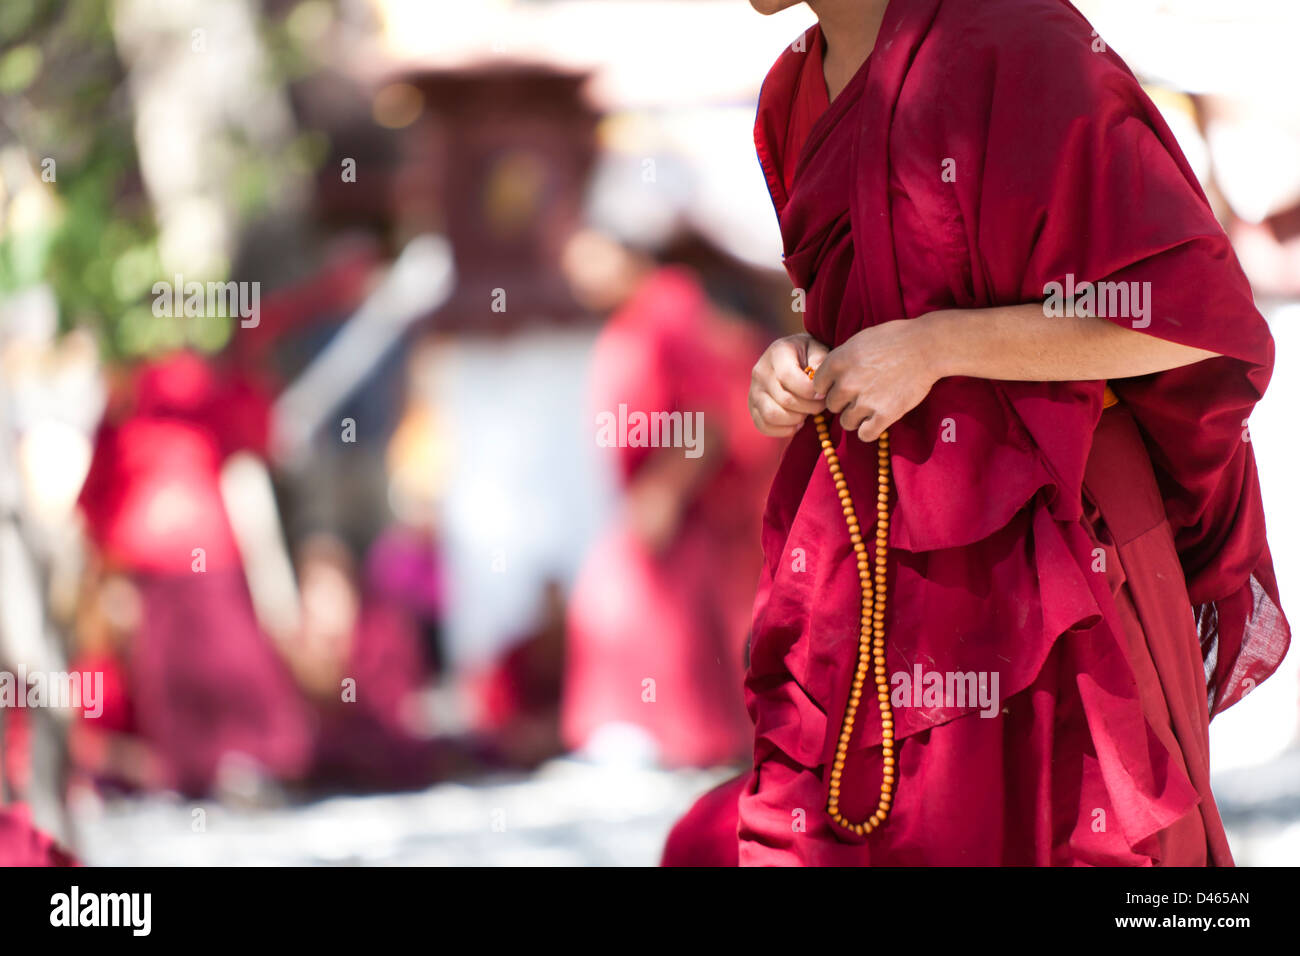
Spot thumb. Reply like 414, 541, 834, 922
805, 338, 831, 397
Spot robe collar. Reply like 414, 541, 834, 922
752, 0, 944, 322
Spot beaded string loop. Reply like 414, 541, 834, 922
805, 367, 895, 835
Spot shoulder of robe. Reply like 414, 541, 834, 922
927, 0, 1144, 118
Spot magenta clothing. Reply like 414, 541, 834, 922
364, 526, 445, 626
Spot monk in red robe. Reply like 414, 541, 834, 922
738, 0, 1289, 866
470, 579, 567, 769
290, 533, 445, 792
564, 262, 779, 767
78, 351, 313, 797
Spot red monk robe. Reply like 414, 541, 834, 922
661, 772, 748, 867
564, 266, 778, 767
739, 0, 1288, 866
0, 805, 79, 867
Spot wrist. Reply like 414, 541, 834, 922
916, 309, 962, 381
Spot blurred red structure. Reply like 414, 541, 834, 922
396, 64, 601, 329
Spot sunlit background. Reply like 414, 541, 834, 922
0, 0, 1297, 866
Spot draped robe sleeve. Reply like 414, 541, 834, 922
894, 0, 1288, 717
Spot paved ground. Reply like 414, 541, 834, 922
1210, 746, 1300, 866
67, 749, 1299, 867
71, 760, 733, 867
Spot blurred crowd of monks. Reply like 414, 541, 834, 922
0, 61, 796, 865
0, 188, 791, 867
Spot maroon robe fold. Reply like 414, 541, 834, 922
660, 773, 748, 868
739, 0, 1288, 866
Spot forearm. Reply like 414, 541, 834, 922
924, 304, 1220, 383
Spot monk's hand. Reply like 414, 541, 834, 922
749, 332, 829, 437
814, 318, 941, 442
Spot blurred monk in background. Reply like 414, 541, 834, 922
77, 350, 312, 798
561, 228, 780, 768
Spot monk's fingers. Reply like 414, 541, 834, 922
802, 341, 831, 395
823, 377, 860, 415
746, 384, 768, 430
751, 392, 806, 430
770, 380, 825, 416
772, 344, 823, 401
857, 410, 894, 444
839, 397, 877, 433
761, 422, 801, 439
805, 337, 831, 372
810, 359, 838, 400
